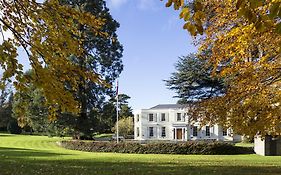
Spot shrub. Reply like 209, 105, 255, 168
112, 117, 133, 138
59, 141, 254, 155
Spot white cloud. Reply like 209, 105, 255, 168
107, 0, 128, 9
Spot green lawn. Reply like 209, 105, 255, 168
235, 142, 254, 148
1, 133, 281, 175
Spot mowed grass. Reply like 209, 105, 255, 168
1, 134, 281, 175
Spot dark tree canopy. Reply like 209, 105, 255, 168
61, 0, 123, 138
165, 54, 225, 103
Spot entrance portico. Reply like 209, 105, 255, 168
173, 124, 188, 141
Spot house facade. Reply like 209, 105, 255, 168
134, 104, 242, 142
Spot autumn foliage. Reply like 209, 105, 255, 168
164, 0, 281, 136
0, 0, 111, 125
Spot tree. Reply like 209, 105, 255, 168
163, 0, 281, 36
13, 71, 134, 137
7, 119, 21, 134
0, 0, 108, 123
164, 0, 281, 136
91, 94, 133, 134
0, 85, 13, 131
53, 0, 123, 138
112, 117, 134, 138
165, 53, 225, 101
13, 73, 49, 133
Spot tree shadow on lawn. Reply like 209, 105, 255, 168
0, 134, 17, 137
1, 158, 281, 175
0, 148, 280, 175
0, 147, 73, 158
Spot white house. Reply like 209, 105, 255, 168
134, 104, 242, 142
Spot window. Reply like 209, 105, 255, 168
161, 113, 166, 121
149, 127, 154, 137
193, 126, 198, 136
149, 114, 153, 121
222, 129, 227, 136
177, 113, 181, 121
161, 127, 166, 137
136, 127, 140, 137
206, 126, 210, 136
137, 114, 140, 122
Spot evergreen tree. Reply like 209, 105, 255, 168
0, 85, 13, 131
165, 54, 225, 102
58, 0, 123, 138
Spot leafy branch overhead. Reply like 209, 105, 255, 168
164, 0, 281, 137
0, 0, 114, 121
164, 0, 281, 36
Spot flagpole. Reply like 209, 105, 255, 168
116, 80, 119, 143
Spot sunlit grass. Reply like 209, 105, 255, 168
94, 133, 114, 138
235, 142, 254, 148
0, 133, 281, 175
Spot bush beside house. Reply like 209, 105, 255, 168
59, 141, 254, 155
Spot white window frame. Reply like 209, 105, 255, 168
161, 127, 166, 137
193, 126, 198, 136
161, 113, 166, 121
176, 113, 181, 121
149, 127, 154, 137
148, 114, 154, 122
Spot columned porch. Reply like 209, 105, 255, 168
172, 124, 189, 141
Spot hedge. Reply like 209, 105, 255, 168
59, 141, 254, 155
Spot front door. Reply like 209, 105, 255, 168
177, 128, 182, 140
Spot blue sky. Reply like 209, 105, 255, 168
106, 0, 197, 110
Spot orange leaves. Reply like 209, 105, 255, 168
163, 0, 281, 136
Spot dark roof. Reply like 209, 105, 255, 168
150, 104, 185, 109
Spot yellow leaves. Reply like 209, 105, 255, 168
163, 0, 281, 136
0, 0, 109, 121
183, 22, 197, 35
180, 8, 190, 21
164, 0, 185, 10
163, 0, 206, 36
